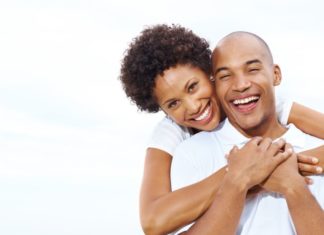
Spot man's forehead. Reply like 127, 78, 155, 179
212, 36, 272, 72
219, 38, 265, 56
217, 31, 264, 47
213, 49, 266, 69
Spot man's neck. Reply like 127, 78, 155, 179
232, 116, 287, 139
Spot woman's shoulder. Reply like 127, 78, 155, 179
156, 116, 191, 136
146, 116, 192, 156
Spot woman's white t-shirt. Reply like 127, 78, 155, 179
147, 95, 293, 156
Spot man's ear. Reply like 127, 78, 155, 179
273, 64, 282, 86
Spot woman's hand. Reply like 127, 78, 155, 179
297, 153, 323, 176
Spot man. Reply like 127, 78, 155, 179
171, 32, 324, 234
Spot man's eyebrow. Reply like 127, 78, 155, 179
246, 59, 262, 65
214, 59, 262, 76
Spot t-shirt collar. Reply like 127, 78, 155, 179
215, 118, 306, 149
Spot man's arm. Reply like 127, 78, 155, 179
181, 173, 248, 235
285, 180, 324, 235
175, 138, 292, 235
262, 145, 324, 235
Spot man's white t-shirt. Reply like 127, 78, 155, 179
147, 95, 293, 156
170, 119, 324, 235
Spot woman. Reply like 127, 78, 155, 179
119, 24, 324, 234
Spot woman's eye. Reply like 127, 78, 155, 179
168, 100, 179, 109
188, 82, 198, 92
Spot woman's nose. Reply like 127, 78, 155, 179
185, 98, 200, 115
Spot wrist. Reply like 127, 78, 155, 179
281, 176, 307, 197
222, 172, 250, 194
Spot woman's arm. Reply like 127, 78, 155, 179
289, 102, 324, 139
140, 148, 226, 235
298, 146, 324, 175
140, 147, 322, 235
289, 102, 324, 175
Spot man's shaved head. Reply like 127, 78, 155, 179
212, 31, 273, 74
211, 31, 283, 138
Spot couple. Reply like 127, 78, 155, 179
120, 25, 324, 234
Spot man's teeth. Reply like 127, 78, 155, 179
233, 96, 259, 105
195, 107, 210, 121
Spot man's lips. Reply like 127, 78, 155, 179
232, 95, 259, 105
230, 95, 260, 113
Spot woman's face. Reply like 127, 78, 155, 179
153, 64, 221, 131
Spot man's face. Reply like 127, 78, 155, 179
212, 34, 281, 135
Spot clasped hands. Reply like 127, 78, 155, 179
225, 137, 322, 195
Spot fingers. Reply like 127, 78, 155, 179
297, 154, 319, 165
272, 147, 293, 165
248, 136, 263, 146
258, 137, 273, 151
273, 142, 294, 160
229, 145, 239, 154
298, 163, 323, 175
268, 138, 286, 155
284, 142, 293, 151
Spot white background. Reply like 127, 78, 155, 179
0, 0, 323, 234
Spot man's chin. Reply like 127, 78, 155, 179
229, 117, 261, 134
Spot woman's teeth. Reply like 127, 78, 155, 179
195, 106, 210, 121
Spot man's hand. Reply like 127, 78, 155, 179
226, 137, 293, 190
261, 143, 306, 194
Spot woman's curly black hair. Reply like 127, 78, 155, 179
119, 24, 211, 113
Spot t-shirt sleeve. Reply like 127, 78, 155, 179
171, 132, 223, 191
146, 117, 191, 156
171, 146, 200, 191
170, 143, 199, 234
275, 91, 293, 125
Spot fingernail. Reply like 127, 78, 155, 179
308, 178, 314, 185
312, 158, 319, 164
316, 167, 323, 173
287, 148, 293, 153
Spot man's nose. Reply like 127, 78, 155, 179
232, 74, 251, 92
